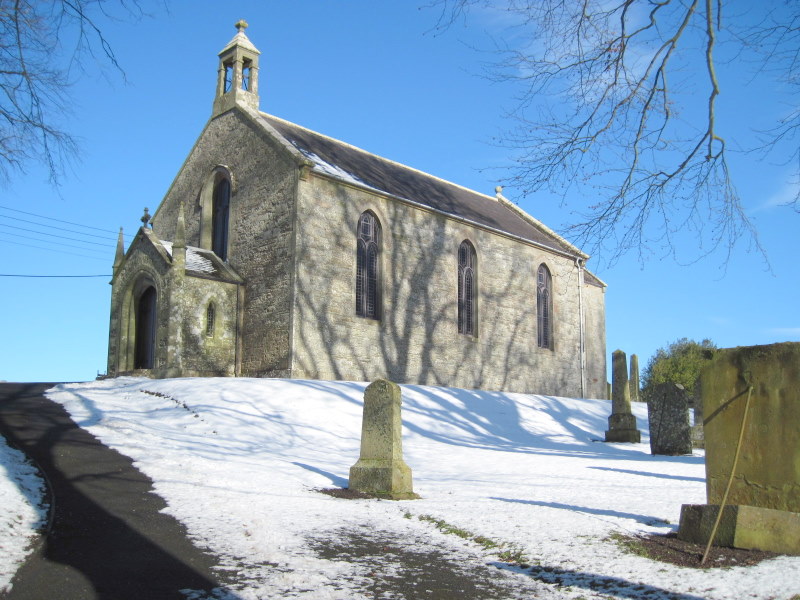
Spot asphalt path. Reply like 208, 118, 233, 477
0, 382, 233, 600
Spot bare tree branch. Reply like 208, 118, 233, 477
429, 0, 797, 265
0, 0, 147, 186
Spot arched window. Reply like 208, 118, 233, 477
355, 211, 381, 320
206, 303, 216, 337
537, 264, 553, 350
212, 176, 231, 260
134, 286, 157, 369
458, 240, 476, 336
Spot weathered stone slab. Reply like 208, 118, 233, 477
647, 382, 692, 455
349, 379, 416, 499
678, 342, 800, 552
678, 504, 800, 555
699, 343, 800, 512
605, 350, 641, 443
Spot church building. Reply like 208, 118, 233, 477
107, 22, 607, 398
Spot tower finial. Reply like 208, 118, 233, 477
235, 19, 248, 32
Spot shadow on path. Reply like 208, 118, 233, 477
0, 383, 241, 600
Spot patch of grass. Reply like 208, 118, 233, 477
418, 514, 472, 540
414, 513, 530, 565
607, 531, 655, 560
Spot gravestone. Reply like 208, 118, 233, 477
689, 393, 705, 449
629, 354, 640, 403
647, 382, 692, 455
678, 342, 800, 554
604, 350, 641, 443
349, 379, 416, 499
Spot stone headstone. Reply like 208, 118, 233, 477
349, 379, 416, 499
629, 354, 640, 403
689, 394, 705, 449
647, 382, 692, 455
678, 342, 800, 554
604, 350, 641, 443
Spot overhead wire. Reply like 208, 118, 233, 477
0, 238, 111, 262
0, 204, 121, 277
0, 222, 117, 247
0, 204, 121, 235
0, 213, 120, 242
0, 274, 111, 278
1, 230, 113, 255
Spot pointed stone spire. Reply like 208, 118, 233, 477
213, 20, 261, 116
173, 199, 187, 270
174, 199, 186, 249
113, 227, 124, 272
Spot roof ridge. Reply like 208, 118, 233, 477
260, 112, 500, 202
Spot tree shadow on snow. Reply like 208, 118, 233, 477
494, 561, 709, 600
490, 496, 674, 528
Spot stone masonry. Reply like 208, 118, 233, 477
107, 23, 609, 398
349, 379, 415, 499
647, 382, 692, 455
604, 350, 641, 443
629, 353, 640, 403
678, 342, 800, 554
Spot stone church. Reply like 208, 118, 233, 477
107, 22, 607, 398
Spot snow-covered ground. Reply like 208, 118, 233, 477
0, 433, 48, 592
2, 377, 798, 599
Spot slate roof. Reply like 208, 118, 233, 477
160, 241, 243, 284
259, 114, 585, 258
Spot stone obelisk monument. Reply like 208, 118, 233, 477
605, 350, 641, 443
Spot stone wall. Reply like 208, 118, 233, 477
178, 276, 239, 376
291, 173, 607, 397
151, 110, 297, 377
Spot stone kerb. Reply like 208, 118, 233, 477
647, 382, 692, 455
349, 379, 416, 500
604, 350, 641, 443
678, 342, 800, 554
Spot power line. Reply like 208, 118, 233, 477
0, 223, 116, 247
0, 274, 111, 278
0, 213, 120, 242
0, 204, 121, 235
0, 238, 111, 261
0, 230, 112, 255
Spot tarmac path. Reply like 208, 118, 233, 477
0, 382, 233, 600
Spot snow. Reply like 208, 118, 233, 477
295, 147, 383, 194
0, 435, 48, 593
2, 378, 799, 599
161, 241, 217, 274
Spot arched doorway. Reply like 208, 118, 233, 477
134, 286, 157, 369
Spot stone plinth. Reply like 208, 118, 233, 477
349, 379, 416, 499
605, 350, 641, 443
679, 504, 800, 555
648, 382, 692, 455
678, 342, 800, 551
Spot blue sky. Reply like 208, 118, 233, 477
0, 2, 796, 384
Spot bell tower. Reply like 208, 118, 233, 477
212, 20, 261, 116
